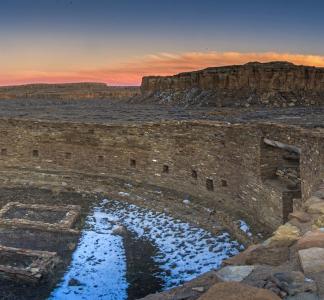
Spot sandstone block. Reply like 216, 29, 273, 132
216, 265, 255, 282
271, 223, 301, 242
297, 230, 324, 250
299, 247, 324, 275
307, 202, 324, 214
197, 282, 281, 300
289, 211, 311, 223
245, 243, 290, 266
224, 242, 290, 267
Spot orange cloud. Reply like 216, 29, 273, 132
2, 51, 324, 86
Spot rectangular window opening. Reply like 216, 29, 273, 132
65, 152, 72, 159
206, 179, 214, 191
163, 165, 169, 173
1, 148, 7, 156
98, 155, 104, 162
221, 179, 228, 187
191, 169, 198, 179
130, 159, 136, 168
32, 150, 39, 157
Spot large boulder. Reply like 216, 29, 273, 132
198, 282, 281, 300
299, 247, 324, 275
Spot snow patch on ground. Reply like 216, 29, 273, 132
103, 199, 242, 288
236, 220, 253, 237
49, 206, 128, 300
50, 199, 242, 299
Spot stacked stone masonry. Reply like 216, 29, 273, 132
0, 118, 322, 233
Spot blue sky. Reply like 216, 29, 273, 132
0, 0, 323, 85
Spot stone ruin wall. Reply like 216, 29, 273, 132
0, 118, 322, 234
140, 62, 324, 107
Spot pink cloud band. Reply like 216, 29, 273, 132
1, 51, 324, 86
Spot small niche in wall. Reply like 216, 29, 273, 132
163, 165, 169, 174
191, 169, 198, 179
32, 150, 39, 157
88, 129, 95, 134
1, 148, 7, 156
206, 178, 214, 191
98, 155, 104, 162
65, 152, 72, 159
221, 179, 228, 187
130, 159, 136, 168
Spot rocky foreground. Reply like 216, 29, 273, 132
139, 62, 324, 107
142, 182, 324, 300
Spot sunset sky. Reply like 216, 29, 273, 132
1, 0, 324, 86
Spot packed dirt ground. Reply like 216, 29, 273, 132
0, 99, 323, 128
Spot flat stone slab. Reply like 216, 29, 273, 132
0, 245, 60, 284
0, 202, 81, 233
216, 266, 255, 282
299, 247, 324, 275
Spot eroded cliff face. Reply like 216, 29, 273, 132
0, 83, 140, 101
139, 62, 324, 107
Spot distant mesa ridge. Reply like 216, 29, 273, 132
1, 61, 324, 107
0, 82, 140, 101
139, 61, 324, 107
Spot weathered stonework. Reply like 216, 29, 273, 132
0, 202, 81, 233
0, 118, 322, 234
0, 245, 60, 284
